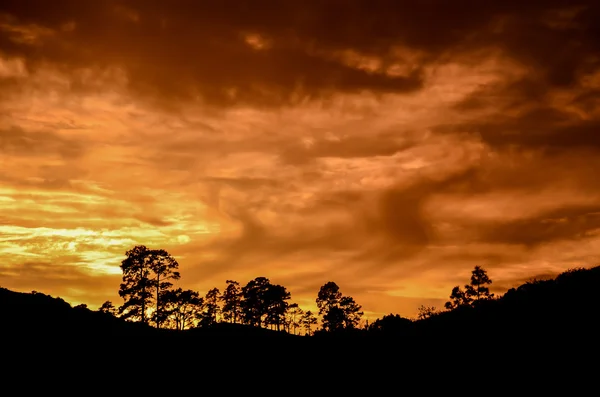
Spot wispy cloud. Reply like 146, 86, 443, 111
1, 0, 600, 318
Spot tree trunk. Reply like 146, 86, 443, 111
156, 274, 160, 329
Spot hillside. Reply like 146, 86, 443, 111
2, 266, 599, 382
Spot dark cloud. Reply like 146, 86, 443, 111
2, 0, 599, 108
0, 126, 84, 158
3, 0, 600, 318
478, 205, 600, 246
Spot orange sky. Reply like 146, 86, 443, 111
1, 1, 600, 319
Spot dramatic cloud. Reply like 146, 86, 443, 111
1, 0, 600, 319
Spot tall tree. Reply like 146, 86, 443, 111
316, 281, 342, 316
286, 303, 303, 335
465, 265, 494, 303
199, 288, 221, 327
118, 245, 155, 324
301, 310, 318, 336
263, 284, 291, 331
118, 245, 180, 327
241, 277, 271, 327
149, 249, 180, 329
221, 280, 242, 324
161, 288, 203, 330
339, 296, 363, 329
316, 282, 363, 332
445, 266, 494, 310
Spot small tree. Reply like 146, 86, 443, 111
417, 305, 438, 320
286, 303, 304, 335
98, 301, 118, 316
301, 310, 318, 336
465, 265, 494, 303
445, 266, 494, 310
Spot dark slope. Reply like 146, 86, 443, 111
1, 266, 599, 384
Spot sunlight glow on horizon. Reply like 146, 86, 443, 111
2, 1, 600, 319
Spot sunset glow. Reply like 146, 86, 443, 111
2, 0, 600, 319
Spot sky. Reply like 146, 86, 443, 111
1, 0, 600, 320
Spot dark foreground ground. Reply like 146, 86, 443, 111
2, 266, 599, 391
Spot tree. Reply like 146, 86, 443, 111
301, 310, 318, 336
316, 281, 342, 316
417, 305, 438, 320
118, 245, 155, 324
240, 277, 291, 329
221, 280, 242, 323
286, 303, 303, 335
316, 282, 363, 332
445, 286, 471, 310
339, 296, 363, 329
118, 245, 180, 327
445, 266, 494, 310
98, 301, 118, 316
465, 265, 494, 303
263, 284, 291, 331
241, 277, 271, 327
149, 249, 180, 329
322, 306, 346, 331
199, 288, 221, 327
368, 314, 412, 333
161, 288, 203, 330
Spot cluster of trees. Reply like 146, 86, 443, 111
414, 265, 496, 320
99, 245, 363, 334
99, 246, 497, 334
444, 265, 494, 309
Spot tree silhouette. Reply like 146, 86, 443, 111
221, 280, 242, 324
301, 310, 317, 335
240, 277, 291, 329
286, 303, 303, 334
316, 282, 363, 331
118, 245, 180, 327
149, 249, 180, 329
445, 266, 494, 310
465, 265, 494, 303
161, 288, 203, 330
445, 286, 471, 310
316, 281, 342, 316
339, 296, 363, 329
417, 305, 438, 320
118, 245, 155, 324
368, 314, 412, 333
200, 287, 221, 327
98, 301, 117, 316
263, 284, 291, 331
241, 277, 271, 327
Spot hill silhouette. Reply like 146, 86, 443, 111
2, 266, 599, 387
